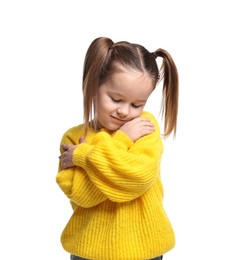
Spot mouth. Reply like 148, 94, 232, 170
110, 116, 127, 123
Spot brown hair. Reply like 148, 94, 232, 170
82, 37, 178, 138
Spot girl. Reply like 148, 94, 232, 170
56, 37, 178, 260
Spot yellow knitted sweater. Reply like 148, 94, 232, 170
56, 111, 175, 260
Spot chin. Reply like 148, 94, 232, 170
107, 126, 120, 131
105, 123, 121, 131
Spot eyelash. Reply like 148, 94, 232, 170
132, 104, 141, 109
111, 97, 121, 103
110, 97, 142, 109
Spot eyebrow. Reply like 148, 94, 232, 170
134, 99, 147, 103
109, 91, 147, 103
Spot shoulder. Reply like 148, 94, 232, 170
141, 111, 162, 134
64, 124, 85, 135
141, 111, 158, 124
61, 124, 85, 145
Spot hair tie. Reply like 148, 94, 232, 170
152, 52, 157, 59
109, 43, 115, 50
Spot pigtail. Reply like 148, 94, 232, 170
82, 37, 114, 136
154, 49, 179, 138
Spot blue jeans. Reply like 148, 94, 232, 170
71, 255, 163, 260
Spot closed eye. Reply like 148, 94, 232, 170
111, 96, 143, 109
131, 103, 142, 109
111, 97, 121, 103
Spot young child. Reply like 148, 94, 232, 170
56, 37, 178, 260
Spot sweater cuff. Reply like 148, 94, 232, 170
73, 143, 93, 168
112, 130, 134, 149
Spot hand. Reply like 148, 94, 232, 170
119, 117, 155, 142
59, 137, 85, 170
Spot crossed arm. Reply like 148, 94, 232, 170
56, 114, 163, 207
59, 117, 155, 170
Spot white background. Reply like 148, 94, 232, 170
0, 0, 245, 259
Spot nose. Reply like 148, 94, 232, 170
117, 104, 129, 118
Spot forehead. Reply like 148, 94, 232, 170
102, 67, 154, 100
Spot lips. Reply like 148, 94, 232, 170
110, 116, 127, 123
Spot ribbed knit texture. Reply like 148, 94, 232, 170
56, 112, 175, 260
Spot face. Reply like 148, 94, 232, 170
95, 67, 154, 131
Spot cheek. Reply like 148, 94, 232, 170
101, 101, 114, 112
130, 108, 144, 119
96, 99, 114, 117
97, 96, 109, 111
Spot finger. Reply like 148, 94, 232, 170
133, 117, 149, 123
141, 126, 155, 135
140, 117, 151, 122
61, 144, 70, 151
59, 152, 67, 160
140, 124, 155, 133
138, 120, 154, 128
61, 160, 67, 170
79, 136, 85, 143
146, 122, 155, 128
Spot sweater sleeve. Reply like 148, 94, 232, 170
72, 112, 164, 203
56, 129, 107, 208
